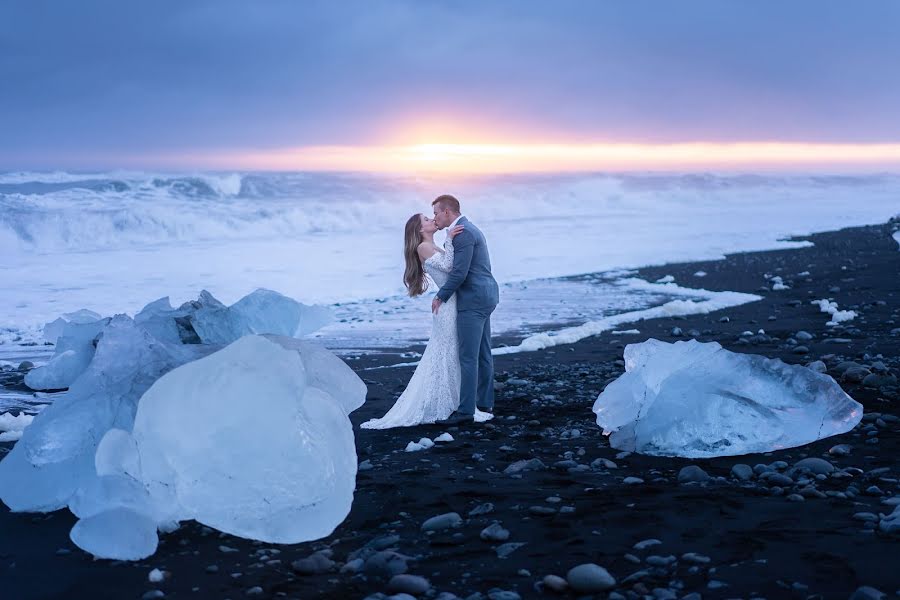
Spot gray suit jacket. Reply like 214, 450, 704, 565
436, 217, 500, 310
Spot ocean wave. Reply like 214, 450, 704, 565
1, 171, 899, 254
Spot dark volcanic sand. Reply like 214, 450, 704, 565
2, 220, 899, 600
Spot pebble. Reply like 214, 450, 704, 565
795, 331, 814, 341
246, 587, 264, 596
205, 565, 219, 574
829, 444, 852, 456
503, 458, 546, 475
291, 551, 334, 574
480, 523, 510, 542
364, 551, 410, 578
623, 476, 644, 485
142, 592, 165, 600
358, 459, 374, 471
849, 586, 887, 600
792, 457, 835, 475
421, 512, 463, 531
542, 574, 568, 592
591, 457, 618, 469
148, 568, 165, 583
645, 555, 676, 567
388, 574, 431, 595
566, 563, 617, 592
852, 512, 879, 522
731, 464, 754, 481
17, 361, 34, 371
469, 502, 494, 516
496, 542, 526, 558
677, 465, 710, 483
487, 591, 521, 600
786, 494, 805, 502
671, 327, 683, 337
681, 552, 710, 564
633, 539, 662, 550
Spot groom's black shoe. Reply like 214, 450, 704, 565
443, 411, 474, 425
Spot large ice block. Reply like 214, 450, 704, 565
593, 339, 863, 458
129, 335, 358, 544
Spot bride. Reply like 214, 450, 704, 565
361, 214, 494, 429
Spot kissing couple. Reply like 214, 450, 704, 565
362, 194, 501, 429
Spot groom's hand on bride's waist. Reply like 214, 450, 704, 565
432, 298, 442, 314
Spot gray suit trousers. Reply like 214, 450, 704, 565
457, 305, 495, 414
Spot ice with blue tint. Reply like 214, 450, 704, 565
593, 339, 863, 458
0, 287, 359, 561
79, 335, 360, 559
25, 318, 110, 391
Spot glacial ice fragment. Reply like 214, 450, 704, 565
190, 288, 332, 344
593, 339, 863, 458
25, 318, 110, 391
129, 335, 358, 544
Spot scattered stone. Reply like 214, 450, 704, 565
731, 464, 754, 481
421, 513, 463, 532
388, 574, 431, 595
645, 555, 676, 567
480, 523, 510, 542
246, 587, 264, 597
786, 494, 805, 502
849, 586, 887, 600
792, 346, 809, 354
829, 444, 852, 456
677, 465, 710, 483
358, 459, 374, 471
496, 542, 526, 558
623, 477, 644, 485
542, 575, 568, 592
671, 327, 683, 337
142, 592, 165, 600
17, 361, 34, 371
148, 568, 165, 583
843, 366, 872, 383
291, 551, 335, 575
469, 502, 494, 516
792, 457, 835, 475
681, 552, 710, 564
633, 539, 662, 551
566, 563, 616, 593
364, 551, 410, 578
503, 458, 546, 475
795, 331, 814, 341
590, 458, 617, 470
487, 591, 521, 600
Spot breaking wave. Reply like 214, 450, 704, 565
2, 171, 899, 254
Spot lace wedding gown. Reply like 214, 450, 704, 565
361, 238, 493, 429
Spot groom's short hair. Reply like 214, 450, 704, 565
432, 194, 460, 214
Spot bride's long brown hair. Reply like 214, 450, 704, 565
403, 213, 429, 297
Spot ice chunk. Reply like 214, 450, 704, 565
264, 335, 366, 414
0, 316, 209, 512
42, 309, 103, 345
130, 335, 358, 544
25, 318, 110, 391
190, 289, 332, 345
593, 339, 863, 458
0, 412, 34, 442
70, 507, 159, 561
811, 299, 857, 326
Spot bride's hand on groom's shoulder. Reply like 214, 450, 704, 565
449, 225, 465, 239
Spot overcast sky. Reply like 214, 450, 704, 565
2, 1, 900, 168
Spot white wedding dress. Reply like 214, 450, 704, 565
362, 238, 493, 429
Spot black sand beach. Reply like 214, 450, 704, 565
2, 219, 898, 600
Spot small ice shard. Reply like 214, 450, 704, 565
655, 275, 675, 283
593, 339, 863, 458
130, 335, 358, 544
405, 441, 425, 452
811, 299, 857, 326
693, 271, 707, 277
190, 288, 332, 345
25, 318, 110, 391
0, 412, 34, 442
417, 437, 435, 449
42, 309, 103, 345
770, 276, 789, 291
612, 329, 640, 335
434, 433, 454, 443
69, 507, 159, 561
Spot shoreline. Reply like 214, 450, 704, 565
1, 218, 898, 599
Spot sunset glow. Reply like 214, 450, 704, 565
196, 141, 900, 173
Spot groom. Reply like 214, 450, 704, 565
431, 194, 500, 424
